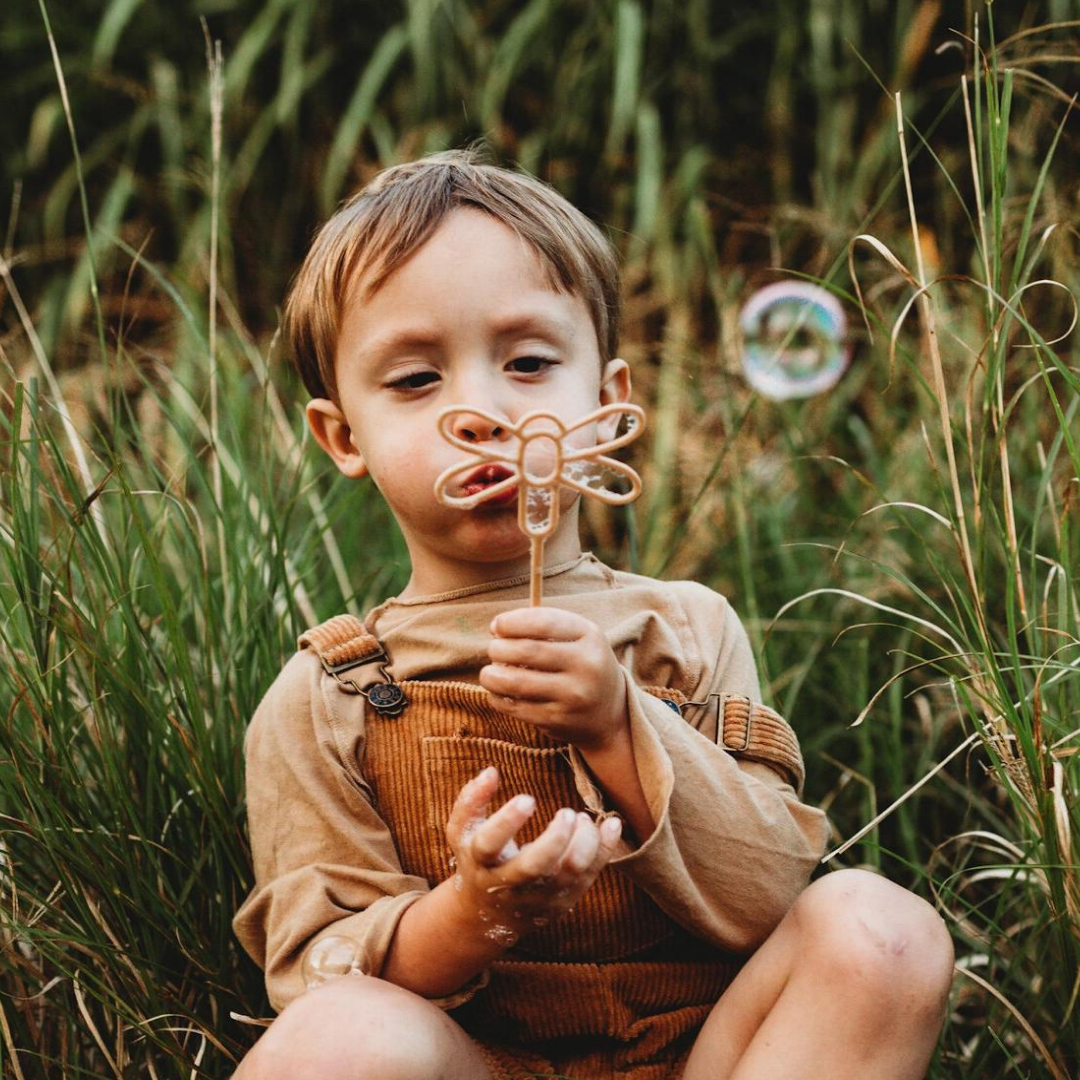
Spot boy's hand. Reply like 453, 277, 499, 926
445, 767, 622, 946
480, 608, 629, 752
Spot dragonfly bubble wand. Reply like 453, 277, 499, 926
434, 403, 646, 606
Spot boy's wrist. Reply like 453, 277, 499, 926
573, 709, 632, 755
573, 705, 655, 845
385, 876, 512, 997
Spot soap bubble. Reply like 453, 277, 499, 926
739, 282, 850, 401
301, 935, 364, 989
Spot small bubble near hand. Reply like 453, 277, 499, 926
301, 936, 364, 989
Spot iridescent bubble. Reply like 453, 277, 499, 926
301, 935, 364, 989
739, 282, 851, 401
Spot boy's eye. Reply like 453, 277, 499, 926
508, 355, 554, 375
388, 370, 440, 391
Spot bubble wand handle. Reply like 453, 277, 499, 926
529, 537, 544, 607
433, 403, 646, 606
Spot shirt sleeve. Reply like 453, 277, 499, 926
232, 650, 482, 1012
570, 586, 829, 954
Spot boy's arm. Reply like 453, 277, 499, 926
598, 680, 827, 950
237, 653, 511, 1009
591, 592, 828, 952
234, 651, 438, 1011
235, 653, 622, 1008
481, 593, 829, 954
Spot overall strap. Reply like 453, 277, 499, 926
716, 694, 805, 793
298, 614, 385, 668
299, 615, 408, 718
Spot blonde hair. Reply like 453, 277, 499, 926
282, 149, 621, 400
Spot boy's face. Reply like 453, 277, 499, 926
307, 208, 632, 598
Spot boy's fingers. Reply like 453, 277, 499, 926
479, 663, 562, 704
593, 816, 623, 869
557, 812, 602, 875
506, 807, 578, 880
490, 608, 588, 641
487, 636, 570, 672
446, 766, 499, 843
468, 794, 537, 866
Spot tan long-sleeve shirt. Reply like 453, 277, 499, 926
234, 554, 829, 1011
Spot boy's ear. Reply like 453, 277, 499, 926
599, 357, 632, 406
305, 399, 368, 479
598, 358, 633, 439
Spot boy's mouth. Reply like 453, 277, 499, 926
460, 464, 518, 506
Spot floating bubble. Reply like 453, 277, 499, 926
301, 935, 364, 989
739, 281, 851, 401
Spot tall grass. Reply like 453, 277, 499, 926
2, 2, 1079, 1077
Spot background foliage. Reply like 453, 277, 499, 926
1, 0, 1079, 1076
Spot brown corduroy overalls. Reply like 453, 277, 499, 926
300, 616, 805, 1080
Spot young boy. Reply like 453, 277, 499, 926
232, 150, 954, 1080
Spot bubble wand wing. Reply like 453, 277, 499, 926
434, 403, 646, 606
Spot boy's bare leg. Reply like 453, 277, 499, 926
683, 869, 954, 1080
231, 975, 493, 1080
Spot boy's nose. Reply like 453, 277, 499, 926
451, 409, 509, 443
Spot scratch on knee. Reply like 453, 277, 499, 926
857, 912, 908, 957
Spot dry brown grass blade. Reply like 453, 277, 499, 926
0, 994, 29, 1080
73, 974, 122, 1079
954, 965, 1071, 1080
895, 91, 989, 661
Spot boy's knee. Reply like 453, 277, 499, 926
792, 869, 954, 1015
236, 976, 463, 1080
